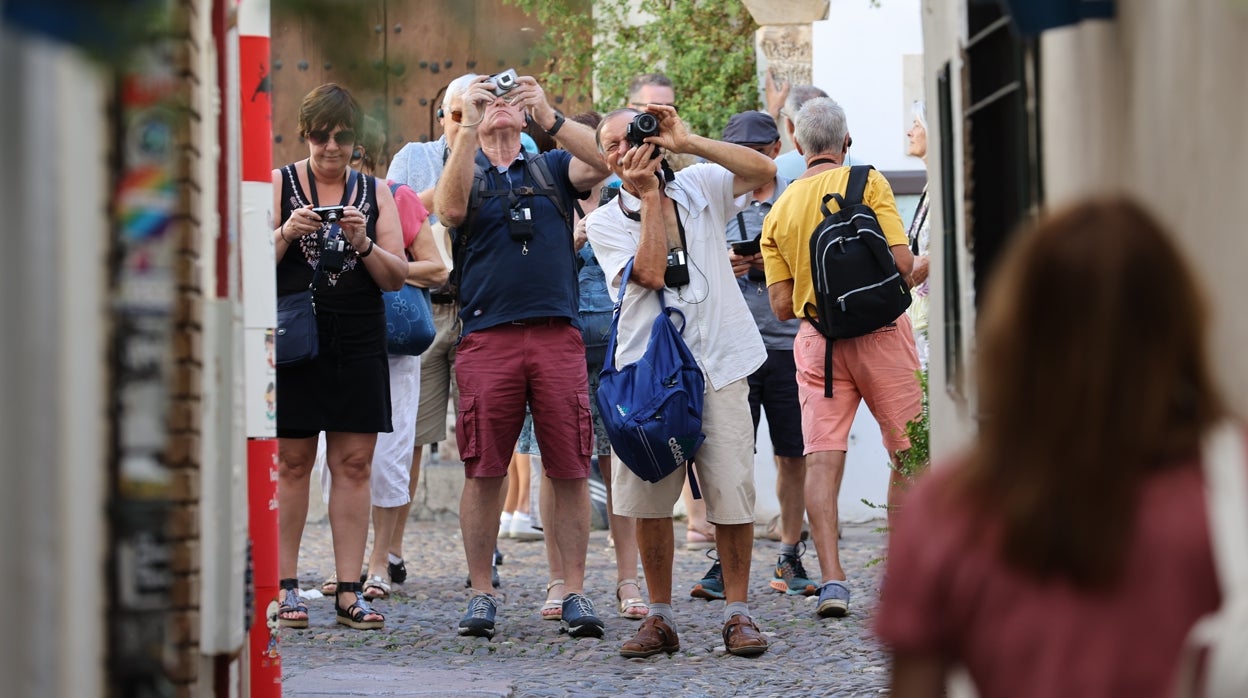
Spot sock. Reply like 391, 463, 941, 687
723, 602, 750, 623
500, 511, 513, 525
648, 603, 676, 629
779, 543, 797, 558
388, 553, 403, 565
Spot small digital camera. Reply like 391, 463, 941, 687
490, 68, 519, 97
731, 238, 761, 256
507, 203, 534, 242
320, 233, 350, 272
664, 248, 690, 288
625, 113, 661, 159
312, 205, 345, 224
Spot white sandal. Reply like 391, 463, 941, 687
362, 574, 390, 601
616, 578, 649, 620
541, 579, 565, 621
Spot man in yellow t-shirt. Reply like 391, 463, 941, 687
760, 97, 922, 620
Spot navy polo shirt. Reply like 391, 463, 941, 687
454, 149, 583, 337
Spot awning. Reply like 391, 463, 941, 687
999, 0, 1116, 36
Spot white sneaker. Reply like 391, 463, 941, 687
499, 512, 514, 539
509, 511, 544, 540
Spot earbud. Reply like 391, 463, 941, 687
352, 147, 363, 160
436, 107, 444, 120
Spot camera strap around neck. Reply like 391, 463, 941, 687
305, 161, 359, 210
670, 195, 690, 253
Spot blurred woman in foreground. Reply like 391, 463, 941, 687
875, 198, 1241, 697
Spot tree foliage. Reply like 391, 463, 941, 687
504, 0, 760, 137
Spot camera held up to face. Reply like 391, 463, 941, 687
625, 113, 661, 159
489, 69, 519, 98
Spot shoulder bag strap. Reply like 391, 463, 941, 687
844, 165, 873, 207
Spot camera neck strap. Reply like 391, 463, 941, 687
305, 161, 359, 209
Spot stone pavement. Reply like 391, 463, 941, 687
280, 517, 890, 697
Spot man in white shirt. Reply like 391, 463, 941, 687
585, 105, 775, 658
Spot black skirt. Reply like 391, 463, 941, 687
276, 307, 393, 435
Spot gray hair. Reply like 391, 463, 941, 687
442, 73, 478, 111
627, 73, 674, 102
784, 85, 829, 119
912, 100, 927, 132
793, 97, 849, 156
595, 108, 643, 153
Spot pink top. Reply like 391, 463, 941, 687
386, 179, 429, 248
875, 456, 1224, 698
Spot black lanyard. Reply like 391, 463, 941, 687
305, 161, 357, 208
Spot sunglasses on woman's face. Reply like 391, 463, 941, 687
305, 129, 356, 146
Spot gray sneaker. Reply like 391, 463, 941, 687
816, 580, 850, 618
458, 593, 500, 638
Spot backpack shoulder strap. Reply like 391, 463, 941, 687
844, 165, 873, 207
525, 154, 572, 229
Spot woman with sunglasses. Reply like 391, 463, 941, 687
271, 83, 407, 631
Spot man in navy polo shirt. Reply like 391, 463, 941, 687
436, 73, 611, 640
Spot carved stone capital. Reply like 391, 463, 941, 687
757, 25, 813, 86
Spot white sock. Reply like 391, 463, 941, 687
388, 553, 403, 565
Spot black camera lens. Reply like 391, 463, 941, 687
626, 113, 661, 158
633, 113, 657, 135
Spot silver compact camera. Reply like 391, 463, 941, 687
312, 205, 345, 224
490, 68, 518, 97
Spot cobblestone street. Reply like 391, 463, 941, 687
280, 514, 890, 697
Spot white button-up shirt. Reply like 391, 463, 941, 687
585, 163, 765, 391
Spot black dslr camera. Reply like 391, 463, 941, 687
664, 248, 689, 288
312, 205, 345, 224
489, 68, 519, 97
625, 113, 661, 159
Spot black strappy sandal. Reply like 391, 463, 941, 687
278, 578, 309, 629
336, 580, 384, 630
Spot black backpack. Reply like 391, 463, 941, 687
804, 165, 912, 396
446, 151, 574, 299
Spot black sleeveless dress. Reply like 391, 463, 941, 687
275, 163, 392, 436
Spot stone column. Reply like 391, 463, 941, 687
741, 0, 829, 150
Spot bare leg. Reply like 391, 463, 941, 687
600, 455, 643, 600
775, 454, 808, 545
513, 452, 532, 515
714, 522, 754, 604
461, 475, 506, 592
502, 452, 521, 515
545, 476, 590, 593
636, 517, 675, 604
325, 431, 383, 622
388, 444, 424, 560
806, 449, 847, 582
681, 475, 713, 544
366, 505, 401, 581
278, 436, 318, 581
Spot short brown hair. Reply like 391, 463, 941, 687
956, 197, 1226, 588
298, 83, 362, 137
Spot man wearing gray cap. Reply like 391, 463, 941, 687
719, 112, 815, 599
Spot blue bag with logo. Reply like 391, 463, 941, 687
595, 259, 706, 487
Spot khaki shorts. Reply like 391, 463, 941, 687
794, 317, 922, 454
414, 302, 460, 445
611, 378, 757, 525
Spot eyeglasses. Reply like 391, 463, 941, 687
449, 110, 463, 123
305, 129, 356, 146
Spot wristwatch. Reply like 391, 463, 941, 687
544, 110, 565, 137
358, 239, 374, 258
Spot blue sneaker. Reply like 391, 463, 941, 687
690, 549, 725, 600
816, 580, 851, 618
561, 592, 605, 638
458, 593, 499, 638
769, 541, 818, 596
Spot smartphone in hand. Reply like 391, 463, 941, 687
731, 239, 761, 256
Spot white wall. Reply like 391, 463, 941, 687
812, 0, 926, 172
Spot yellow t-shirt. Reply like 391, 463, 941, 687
761, 167, 907, 320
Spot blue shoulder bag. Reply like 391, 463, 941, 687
595, 259, 706, 490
